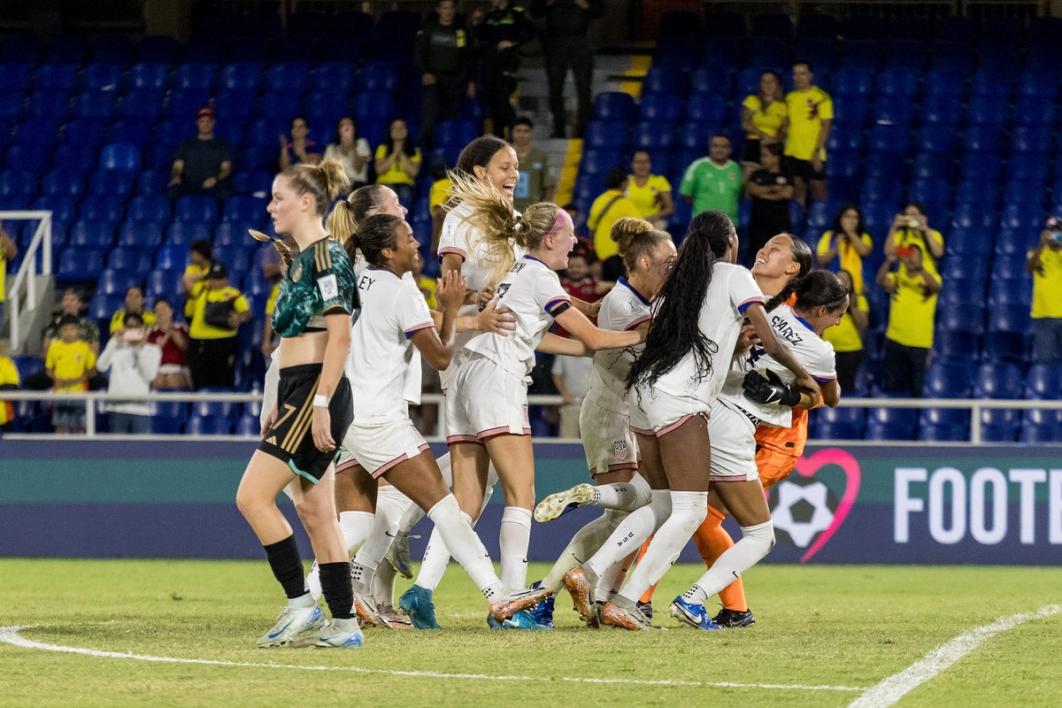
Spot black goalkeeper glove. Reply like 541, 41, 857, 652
742, 370, 802, 407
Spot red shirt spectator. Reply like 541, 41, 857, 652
555, 252, 607, 336
146, 298, 190, 390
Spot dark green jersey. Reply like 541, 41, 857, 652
272, 238, 357, 338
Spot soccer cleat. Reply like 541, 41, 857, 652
713, 607, 756, 628
353, 591, 392, 629
256, 604, 325, 648
561, 567, 597, 626
637, 601, 654, 621
314, 617, 364, 648
528, 594, 555, 629
489, 586, 553, 623
534, 483, 596, 523
487, 609, 551, 630
385, 531, 417, 580
670, 596, 723, 631
378, 603, 414, 629
398, 585, 441, 630
600, 600, 653, 631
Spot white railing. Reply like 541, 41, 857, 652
1, 391, 1060, 444
3, 210, 53, 352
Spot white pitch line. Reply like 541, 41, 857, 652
850, 604, 1062, 708
0, 625, 862, 693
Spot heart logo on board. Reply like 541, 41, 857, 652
789, 448, 862, 563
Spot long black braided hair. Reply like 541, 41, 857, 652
627, 210, 735, 391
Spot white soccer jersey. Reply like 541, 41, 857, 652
352, 250, 423, 404
463, 255, 572, 378
347, 268, 435, 424
652, 262, 765, 411
586, 276, 652, 413
718, 303, 837, 428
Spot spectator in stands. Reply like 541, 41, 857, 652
184, 263, 250, 390
375, 118, 422, 207
531, 0, 604, 138
587, 167, 641, 262
552, 352, 592, 438
45, 314, 96, 434
97, 312, 162, 435
824, 270, 868, 393
168, 106, 232, 204
109, 286, 156, 335
416, 0, 477, 146
476, 0, 535, 138
745, 142, 794, 258
429, 158, 453, 254
511, 116, 555, 212
877, 243, 940, 397
884, 202, 944, 274
741, 70, 787, 177
42, 289, 99, 355
278, 115, 321, 170
783, 60, 832, 205
680, 134, 742, 224
0, 222, 16, 333
816, 204, 874, 295
262, 278, 281, 359
1028, 221, 1062, 363
180, 240, 213, 295
0, 338, 17, 432
147, 298, 190, 390
323, 117, 371, 189
626, 150, 673, 228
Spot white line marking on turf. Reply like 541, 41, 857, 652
0, 625, 861, 693
850, 604, 1062, 708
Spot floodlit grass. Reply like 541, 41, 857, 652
2, 560, 1061, 707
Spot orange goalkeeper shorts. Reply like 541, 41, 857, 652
756, 446, 798, 490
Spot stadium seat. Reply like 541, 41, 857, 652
42, 170, 85, 198
107, 247, 151, 274
310, 61, 354, 93
117, 221, 164, 249
57, 247, 103, 283
974, 362, 1025, 399
97, 268, 141, 296
187, 415, 233, 435
34, 62, 79, 91
1025, 364, 1062, 399
80, 196, 125, 224
154, 244, 187, 271
584, 121, 628, 150
175, 196, 219, 224
69, 220, 116, 248
918, 408, 970, 442
89, 170, 135, 198
877, 68, 919, 97
831, 68, 874, 99
979, 407, 1021, 442
592, 92, 636, 122
866, 407, 917, 440
0, 169, 38, 198
433, 119, 478, 148
218, 62, 261, 93
639, 93, 681, 123
812, 406, 865, 440
1021, 409, 1062, 443
923, 362, 974, 398
221, 196, 267, 224
633, 122, 673, 150
579, 149, 621, 176
127, 195, 171, 224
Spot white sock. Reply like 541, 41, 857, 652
426, 494, 505, 600
617, 490, 708, 604
584, 490, 671, 578
287, 592, 315, 608
541, 511, 617, 592
306, 563, 322, 601
372, 555, 397, 606
590, 474, 652, 511
368, 485, 411, 606
499, 506, 532, 590
685, 521, 775, 605
339, 511, 374, 556
413, 475, 494, 590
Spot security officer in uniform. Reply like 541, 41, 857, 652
476, 0, 535, 139
531, 0, 604, 139
416, 0, 477, 146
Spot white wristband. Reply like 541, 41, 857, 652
312, 394, 329, 408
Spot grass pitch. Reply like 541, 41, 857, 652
2, 559, 1061, 707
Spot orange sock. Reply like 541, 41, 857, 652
636, 537, 657, 604
691, 506, 747, 611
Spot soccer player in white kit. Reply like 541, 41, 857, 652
562, 211, 820, 630
671, 269, 845, 630
340, 212, 551, 625
441, 175, 646, 623
530, 218, 675, 624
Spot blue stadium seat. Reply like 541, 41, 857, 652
1010, 125, 1052, 156
979, 408, 1020, 442
0, 62, 33, 92
34, 62, 79, 91
974, 362, 1025, 399
946, 228, 992, 256
219, 62, 262, 93
97, 268, 141, 295
999, 204, 1042, 232
924, 362, 974, 398
883, 39, 928, 69
99, 143, 141, 173
59, 117, 106, 151
80, 196, 125, 224
187, 415, 234, 435
962, 125, 1004, 154
28, 91, 70, 118
989, 252, 1028, 281
212, 245, 252, 274
88, 170, 134, 199
32, 196, 79, 224
923, 69, 964, 98
686, 93, 727, 125
812, 406, 865, 440
135, 169, 169, 196
642, 67, 684, 96
632, 122, 673, 150
127, 62, 169, 91
146, 270, 181, 299
1021, 409, 1062, 443
259, 91, 305, 121
57, 247, 103, 283
433, 118, 478, 149
81, 62, 122, 90
265, 61, 310, 93
591, 91, 636, 122
988, 277, 1032, 307
580, 149, 621, 176
355, 61, 399, 92
0, 169, 38, 198
165, 89, 212, 121
118, 91, 163, 120
951, 202, 997, 231
876, 68, 919, 97
830, 68, 874, 99
74, 90, 116, 118
1013, 95, 1056, 127
235, 415, 260, 436
1002, 179, 1046, 206
915, 124, 956, 154
154, 244, 187, 271
310, 61, 354, 93
584, 121, 628, 150
214, 222, 250, 246
352, 90, 394, 122
918, 408, 970, 442
192, 399, 240, 419
41, 170, 86, 198
175, 196, 219, 224
126, 195, 170, 224
639, 93, 680, 123
221, 195, 267, 224
163, 221, 210, 248
966, 98, 1010, 127
69, 220, 116, 248
117, 222, 164, 249
231, 169, 273, 198
173, 62, 217, 92
1025, 364, 1062, 399
689, 68, 733, 97
866, 407, 917, 441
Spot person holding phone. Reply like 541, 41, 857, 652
1028, 218, 1062, 363
877, 243, 940, 397
884, 202, 945, 273
96, 312, 162, 434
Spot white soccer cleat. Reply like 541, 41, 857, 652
256, 604, 325, 648
315, 617, 364, 648
534, 483, 595, 523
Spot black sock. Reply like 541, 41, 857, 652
319, 562, 354, 620
263, 535, 307, 600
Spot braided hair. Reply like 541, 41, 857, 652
627, 210, 734, 391
793, 270, 849, 314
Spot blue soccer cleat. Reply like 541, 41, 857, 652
528, 595, 555, 629
314, 617, 364, 648
487, 609, 551, 630
670, 596, 723, 631
398, 585, 441, 630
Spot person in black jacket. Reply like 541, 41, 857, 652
476, 0, 536, 139
531, 0, 604, 139
416, 0, 477, 146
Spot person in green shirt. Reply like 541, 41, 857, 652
679, 134, 743, 224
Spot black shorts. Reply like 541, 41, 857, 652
782, 155, 827, 181
258, 363, 353, 483
742, 138, 762, 164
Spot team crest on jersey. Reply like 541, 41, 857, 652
291, 261, 303, 283
613, 440, 629, 458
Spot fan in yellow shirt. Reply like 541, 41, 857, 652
823, 270, 869, 393
588, 168, 643, 261
45, 314, 98, 433
108, 286, 157, 333
0, 338, 19, 429
816, 204, 874, 294
783, 60, 832, 204
877, 245, 940, 397
1028, 224, 1062, 363
625, 150, 673, 227
740, 70, 787, 169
